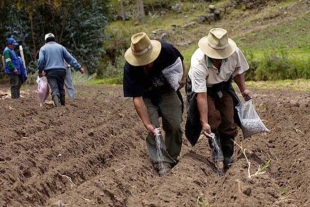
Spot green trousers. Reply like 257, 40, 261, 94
144, 90, 183, 167
9, 74, 21, 99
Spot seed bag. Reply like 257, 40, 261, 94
162, 57, 183, 91
36, 76, 49, 105
236, 99, 270, 138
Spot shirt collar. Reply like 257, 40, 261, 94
206, 56, 228, 68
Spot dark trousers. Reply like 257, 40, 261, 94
45, 69, 66, 105
207, 91, 238, 158
144, 90, 183, 167
9, 74, 21, 99
185, 77, 240, 159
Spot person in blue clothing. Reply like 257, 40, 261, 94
2, 37, 26, 99
64, 61, 75, 99
38, 33, 84, 106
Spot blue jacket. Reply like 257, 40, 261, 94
38, 42, 81, 73
3, 47, 21, 74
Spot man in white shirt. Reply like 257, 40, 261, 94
185, 28, 252, 173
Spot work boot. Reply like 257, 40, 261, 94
17, 89, 21, 99
60, 95, 65, 106
224, 157, 234, 170
52, 95, 61, 107
11, 88, 18, 99
222, 136, 235, 171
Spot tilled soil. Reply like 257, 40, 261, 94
0, 84, 309, 207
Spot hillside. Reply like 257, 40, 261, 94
105, 0, 310, 78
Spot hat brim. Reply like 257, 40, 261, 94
124, 40, 162, 66
198, 37, 236, 59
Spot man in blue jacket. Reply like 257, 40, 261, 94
3, 37, 23, 99
38, 33, 84, 106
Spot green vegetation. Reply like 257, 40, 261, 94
0, 0, 109, 74
1, 0, 310, 88
102, 0, 310, 85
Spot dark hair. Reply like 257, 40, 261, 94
45, 36, 56, 43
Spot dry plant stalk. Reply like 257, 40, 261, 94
233, 141, 269, 179
61, 174, 76, 187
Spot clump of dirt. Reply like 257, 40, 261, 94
1, 84, 310, 207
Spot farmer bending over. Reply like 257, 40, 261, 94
123, 32, 186, 176
185, 28, 252, 173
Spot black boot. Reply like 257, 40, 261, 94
16, 88, 20, 99
52, 95, 61, 107
11, 87, 19, 99
60, 95, 65, 106
222, 136, 235, 170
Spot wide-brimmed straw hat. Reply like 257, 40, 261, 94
198, 28, 237, 59
124, 32, 162, 66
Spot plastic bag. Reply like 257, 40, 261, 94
162, 57, 183, 91
36, 76, 49, 105
236, 99, 270, 138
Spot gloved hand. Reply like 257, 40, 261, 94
242, 89, 252, 101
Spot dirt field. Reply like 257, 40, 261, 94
0, 84, 309, 207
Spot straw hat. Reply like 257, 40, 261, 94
198, 28, 237, 59
124, 32, 162, 66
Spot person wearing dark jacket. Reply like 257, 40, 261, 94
185, 28, 252, 173
2, 37, 24, 99
123, 32, 186, 176
37, 33, 84, 106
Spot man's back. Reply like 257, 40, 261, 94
38, 42, 66, 71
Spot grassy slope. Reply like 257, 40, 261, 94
99, 0, 310, 89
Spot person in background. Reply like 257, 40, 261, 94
64, 61, 75, 99
185, 28, 252, 173
2, 37, 25, 99
123, 32, 186, 176
37, 33, 84, 106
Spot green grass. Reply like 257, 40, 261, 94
236, 13, 310, 53
238, 79, 310, 91
102, 0, 310, 85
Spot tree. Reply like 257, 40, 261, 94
136, 0, 146, 24
0, 0, 110, 75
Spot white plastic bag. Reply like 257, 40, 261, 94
36, 76, 49, 105
236, 99, 270, 138
162, 57, 183, 91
